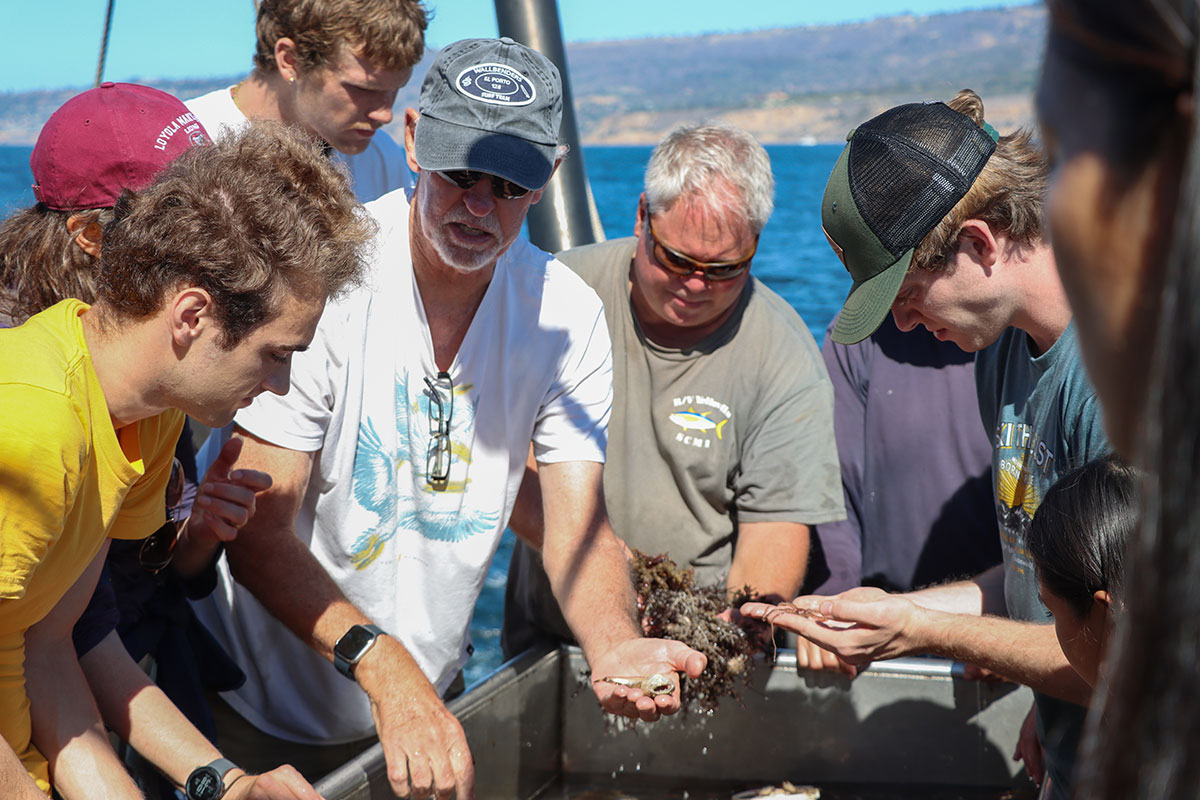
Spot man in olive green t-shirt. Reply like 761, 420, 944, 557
503, 123, 844, 658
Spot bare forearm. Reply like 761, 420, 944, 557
919, 610, 1092, 704
23, 544, 139, 799
908, 564, 1006, 616
80, 633, 225, 788
25, 636, 141, 800
223, 433, 373, 663
539, 461, 641, 660
0, 741, 56, 800
545, 524, 641, 655
726, 522, 810, 604
227, 527, 371, 662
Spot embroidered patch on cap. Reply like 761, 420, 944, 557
455, 63, 536, 106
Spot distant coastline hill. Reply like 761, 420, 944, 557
0, 4, 1043, 146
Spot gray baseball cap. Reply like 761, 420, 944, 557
413, 37, 563, 191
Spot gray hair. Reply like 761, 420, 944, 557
643, 123, 775, 235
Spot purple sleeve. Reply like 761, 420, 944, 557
810, 321, 868, 595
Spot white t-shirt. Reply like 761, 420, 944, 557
186, 86, 411, 202
193, 187, 613, 744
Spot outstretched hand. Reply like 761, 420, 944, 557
587, 638, 707, 722
740, 587, 930, 666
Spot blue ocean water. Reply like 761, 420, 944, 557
0, 142, 851, 685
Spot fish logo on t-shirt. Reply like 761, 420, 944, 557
667, 395, 733, 450
668, 409, 728, 439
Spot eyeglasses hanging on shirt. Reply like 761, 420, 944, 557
424, 371, 454, 489
139, 456, 186, 574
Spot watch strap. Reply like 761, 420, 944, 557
333, 623, 386, 680
207, 758, 238, 780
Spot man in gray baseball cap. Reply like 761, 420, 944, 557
197, 36, 706, 800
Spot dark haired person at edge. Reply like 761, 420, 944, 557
741, 89, 1107, 800
0, 121, 372, 798
0, 85, 296, 800
186, 0, 426, 203
1027, 455, 1137, 690
1037, 2, 1200, 796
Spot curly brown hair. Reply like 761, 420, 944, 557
911, 89, 1048, 272
253, 0, 428, 75
0, 206, 111, 326
96, 121, 375, 348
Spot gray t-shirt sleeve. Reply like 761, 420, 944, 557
733, 293, 844, 526
734, 362, 844, 524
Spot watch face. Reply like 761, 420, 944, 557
186, 767, 222, 800
337, 625, 377, 660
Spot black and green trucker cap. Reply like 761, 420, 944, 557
823, 101, 999, 345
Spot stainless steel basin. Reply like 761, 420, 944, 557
315, 645, 1033, 800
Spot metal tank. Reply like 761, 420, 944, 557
315, 646, 1033, 800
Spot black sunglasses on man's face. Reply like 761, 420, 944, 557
435, 170, 532, 200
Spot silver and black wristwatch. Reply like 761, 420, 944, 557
333, 623, 387, 680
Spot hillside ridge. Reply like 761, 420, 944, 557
0, 4, 1043, 146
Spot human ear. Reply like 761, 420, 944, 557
1087, 589, 1115, 646
65, 214, 103, 259
957, 219, 1000, 269
274, 37, 300, 83
633, 193, 648, 238
403, 108, 420, 173
169, 287, 215, 349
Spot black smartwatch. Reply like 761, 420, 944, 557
185, 757, 239, 800
334, 623, 386, 680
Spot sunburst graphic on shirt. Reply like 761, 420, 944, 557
995, 453, 1041, 536
348, 371, 495, 569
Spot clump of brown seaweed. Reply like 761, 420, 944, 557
630, 548, 761, 713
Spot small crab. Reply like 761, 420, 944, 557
594, 672, 676, 696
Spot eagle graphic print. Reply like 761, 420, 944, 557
348, 370, 500, 569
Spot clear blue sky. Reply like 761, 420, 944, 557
0, 0, 1035, 94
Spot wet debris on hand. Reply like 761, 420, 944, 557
731, 781, 821, 799
630, 548, 762, 713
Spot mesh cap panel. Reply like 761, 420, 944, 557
849, 102, 997, 257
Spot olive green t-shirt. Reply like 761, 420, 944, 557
503, 238, 844, 649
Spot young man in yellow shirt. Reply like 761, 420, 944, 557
0, 106, 373, 798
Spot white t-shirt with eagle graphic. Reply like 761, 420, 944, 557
193, 186, 612, 744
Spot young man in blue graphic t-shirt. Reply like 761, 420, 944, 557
741, 90, 1106, 800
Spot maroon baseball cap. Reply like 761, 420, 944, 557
31, 82, 210, 211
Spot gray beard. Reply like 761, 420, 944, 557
418, 202, 500, 274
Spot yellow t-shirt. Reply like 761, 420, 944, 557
0, 299, 184, 790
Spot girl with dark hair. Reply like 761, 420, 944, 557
1026, 456, 1138, 688
1038, 0, 1200, 796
